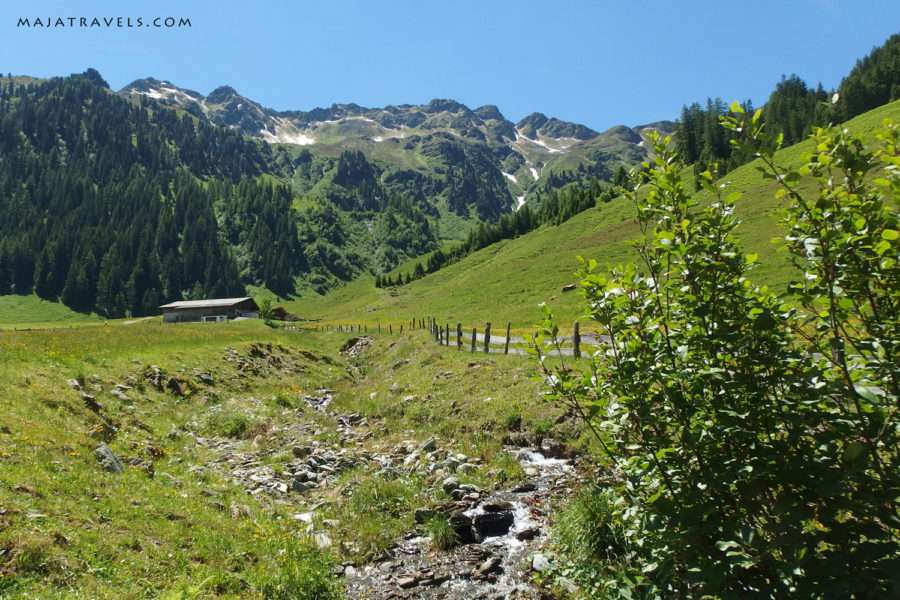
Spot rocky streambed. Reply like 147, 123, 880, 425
179, 385, 585, 599
342, 447, 578, 600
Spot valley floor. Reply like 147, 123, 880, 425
0, 320, 589, 599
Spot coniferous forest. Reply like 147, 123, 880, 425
0, 71, 441, 316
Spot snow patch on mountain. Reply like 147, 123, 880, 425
529, 167, 540, 180
502, 172, 517, 183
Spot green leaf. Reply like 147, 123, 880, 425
716, 540, 740, 551
843, 441, 867, 463
882, 229, 899, 241
745, 253, 758, 264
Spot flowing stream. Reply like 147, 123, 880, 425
342, 447, 578, 599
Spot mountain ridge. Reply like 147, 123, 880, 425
119, 76, 670, 205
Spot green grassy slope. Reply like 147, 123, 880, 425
292, 100, 900, 330
0, 317, 576, 597
0, 295, 100, 328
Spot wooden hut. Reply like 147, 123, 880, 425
160, 297, 259, 323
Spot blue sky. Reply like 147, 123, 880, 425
2, 0, 899, 132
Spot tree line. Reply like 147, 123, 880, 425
674, 32, 900, 183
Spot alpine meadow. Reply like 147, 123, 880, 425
1, 24, 900, 600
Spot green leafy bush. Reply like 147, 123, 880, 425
537, 111, 900, 598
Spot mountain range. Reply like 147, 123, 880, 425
119, 77, 671, 211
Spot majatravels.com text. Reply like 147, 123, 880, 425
17, 17, 191, 29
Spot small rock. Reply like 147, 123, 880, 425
230, 503, 253, 519
441, 476, 459, 494
391, 359, 410, 370
531, 553, 551, 572
510, 481, 537, 494
292, 446, 313, 458
82, 394, 105, 413
418, 437, 437, 453
483, 501, 514, 512
474, 556, 502, 578
94, 443, 124, 474
562, 283, 578, 292
450, 511, 479, 544
515, 527, 540, 540
65, 378, 81, 390
540, 437, 564, 458
396, 576, 417, 589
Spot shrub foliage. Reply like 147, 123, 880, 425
537, 108, 900, 598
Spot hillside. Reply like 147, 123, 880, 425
291, 99, 900, 330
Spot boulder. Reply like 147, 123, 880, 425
473, 510, 514, 537
441, 476, 459, 495
450, 510, 479, 544
94, 443, 124, 474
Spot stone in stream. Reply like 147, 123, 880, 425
540, 437, 564, 458
450, 510, 479, 544
472, 556, 503, 580
473, 510, 514, 537
515, 526, 540, 540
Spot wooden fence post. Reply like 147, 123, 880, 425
457, 323, 462, 350
484, 322, 491, 354
471, 328, 477, 353
389, 324, 392, 335
573, 321, 581, 358
504, 322, 511, 355
378, 323, 381, 333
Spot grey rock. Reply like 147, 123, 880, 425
531, 553, 551, 572
473, 556, 502, 578
457, 462, 477, 475
397, 576, 417, 589
540, 437, 564, 458
515, 526, 540, 540
94, 443, 124, 473
441, 476, 459, 494
418, 437, 437, 453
